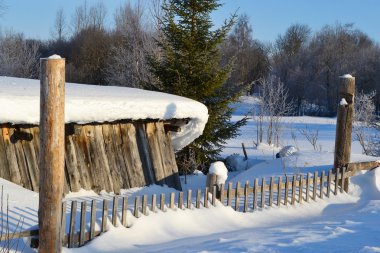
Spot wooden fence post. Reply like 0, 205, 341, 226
38, 56, 65, 253
334, 75, 355, 170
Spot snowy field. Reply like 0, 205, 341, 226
2, 95, 380, 252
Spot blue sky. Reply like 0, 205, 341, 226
1, 0, 380, 43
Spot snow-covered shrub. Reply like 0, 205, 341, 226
209, 161, 228, 185
275, 145, 298, 158
225, 154, 248, 171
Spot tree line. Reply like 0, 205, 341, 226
1, 0, 380, 168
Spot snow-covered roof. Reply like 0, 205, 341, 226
0, 76, 208, 150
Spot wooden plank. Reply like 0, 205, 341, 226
313, 171, 318, 201
145, 122, 166, 186
142, 195, 148, 215
122, 197, 128, 227
165, 131, 182, 190
151, 194, 157, 212
170, 192, 175, 209
261, 178, 266, 208
112, 196, 118, 226
134, 196, 140, 217
64, 135, 82, 192
235, 182, 240, 211
219, 184, 225, 204
90, 200, 96, 240
61, 201, 67, 245
79, 201, 86, 246
102, 199, 108, 232
334, 170, 339, 195
204, 187, 209, 208
277, 176, 282, 207
20, 127, 39, 191
111, 124, 130, 189
135, 123, 155, 185
291, 175, 297, 205
187, 190, 192, 209
284, 176, 290, 206
269, 177, 274, 207
341, 167, 346, 193
212, 186, 216, 207
0, 128, 11, 181
68, 201, 77, 248
1, 127, 22, 185
13, 131, 32, 190
178, 192, 184, 209
327, 170, 332, 198
320, 171, 325, 199
253, 178, 259, 210
160, 193, 165, 211
102, 124, 122, 194
299, 175, 304, 204
196, 189, 201, 209
306, 173, 311, 202
227, 182, 233, 207
244, 181, 249, 212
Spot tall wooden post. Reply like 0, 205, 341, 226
38, 56, 65, 253
334, 74, 355, 170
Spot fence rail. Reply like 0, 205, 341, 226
3, 162, 376, 249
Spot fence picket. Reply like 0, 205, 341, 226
235, 182, 240, 211
253, 178, 258, 210
61, 201, 67, 245
112, 196, 118, 226
227, 182, 233, 207
102, 199, 108, 233
204, 187, 209, 208
196, 189, 201, 208
219, 184, 225, 205
79, 201, 86, 246
244, 181, 249, 212
341, 167, 346, 193
121, 197, 127, 227
313, 171, 318, 201
327, 170, 332, 198
291, 175, 297, 205
334, 170, 339, 195
320, 171, 325, 199
178, 192, 184, 209
160, 193, 165, 211
284, 176, 290, 206
134, 196, 140, 217
212, 186, 217, 207
306, 173, 311, 202
261, 178, 266, 208
151, 194, 156, 213
142, 195, 148, 215
269, 177, 274, 207
299, 175, 304, 203
90, 200, 96, 239
68, 201, 77, 248
277, 176, 282, 206
187, 190, 192, 209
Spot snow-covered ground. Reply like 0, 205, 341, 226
2, 95, 380, 252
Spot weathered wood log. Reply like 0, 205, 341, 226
38, 57, 65, 253
334, 75, 355, 170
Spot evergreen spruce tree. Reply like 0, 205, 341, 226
149, 0, 246, 171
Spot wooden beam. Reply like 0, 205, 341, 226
38, 56, 65, 253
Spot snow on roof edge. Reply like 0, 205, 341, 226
0, 76, 209, 151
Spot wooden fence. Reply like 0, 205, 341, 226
0, 165, 363, 248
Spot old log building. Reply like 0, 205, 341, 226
0, 77, 208, 194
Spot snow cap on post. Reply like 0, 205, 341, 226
209, 161, 228, 185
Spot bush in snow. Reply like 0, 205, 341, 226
225, 154, 248, 171
275, 145, 298, 158
208, 161, 228, 185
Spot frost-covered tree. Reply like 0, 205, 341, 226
148, 0, 246, 168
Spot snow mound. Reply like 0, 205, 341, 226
0, 76, 209, 150
276, 145, 298, 158
209, 161, 228, 185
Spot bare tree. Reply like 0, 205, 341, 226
71, 1, 107, 35
253, 75, 294, 146
299, 125, 320, 151
51, 8, 66, 41
0, 31, 40, 78
105, 1, 157, 88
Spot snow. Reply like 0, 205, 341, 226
47, 54, 62, 59
340, 74, 354, 79
209, 161, 228, 185
2, 94, 380, 252
0, 76, 208, 150
340, 98, 348, 106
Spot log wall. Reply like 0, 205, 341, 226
0, 121, 182, 193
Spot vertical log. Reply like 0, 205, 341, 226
334, 75, 355, 170
39, 56, 65, 253
241, 143, 248, 160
